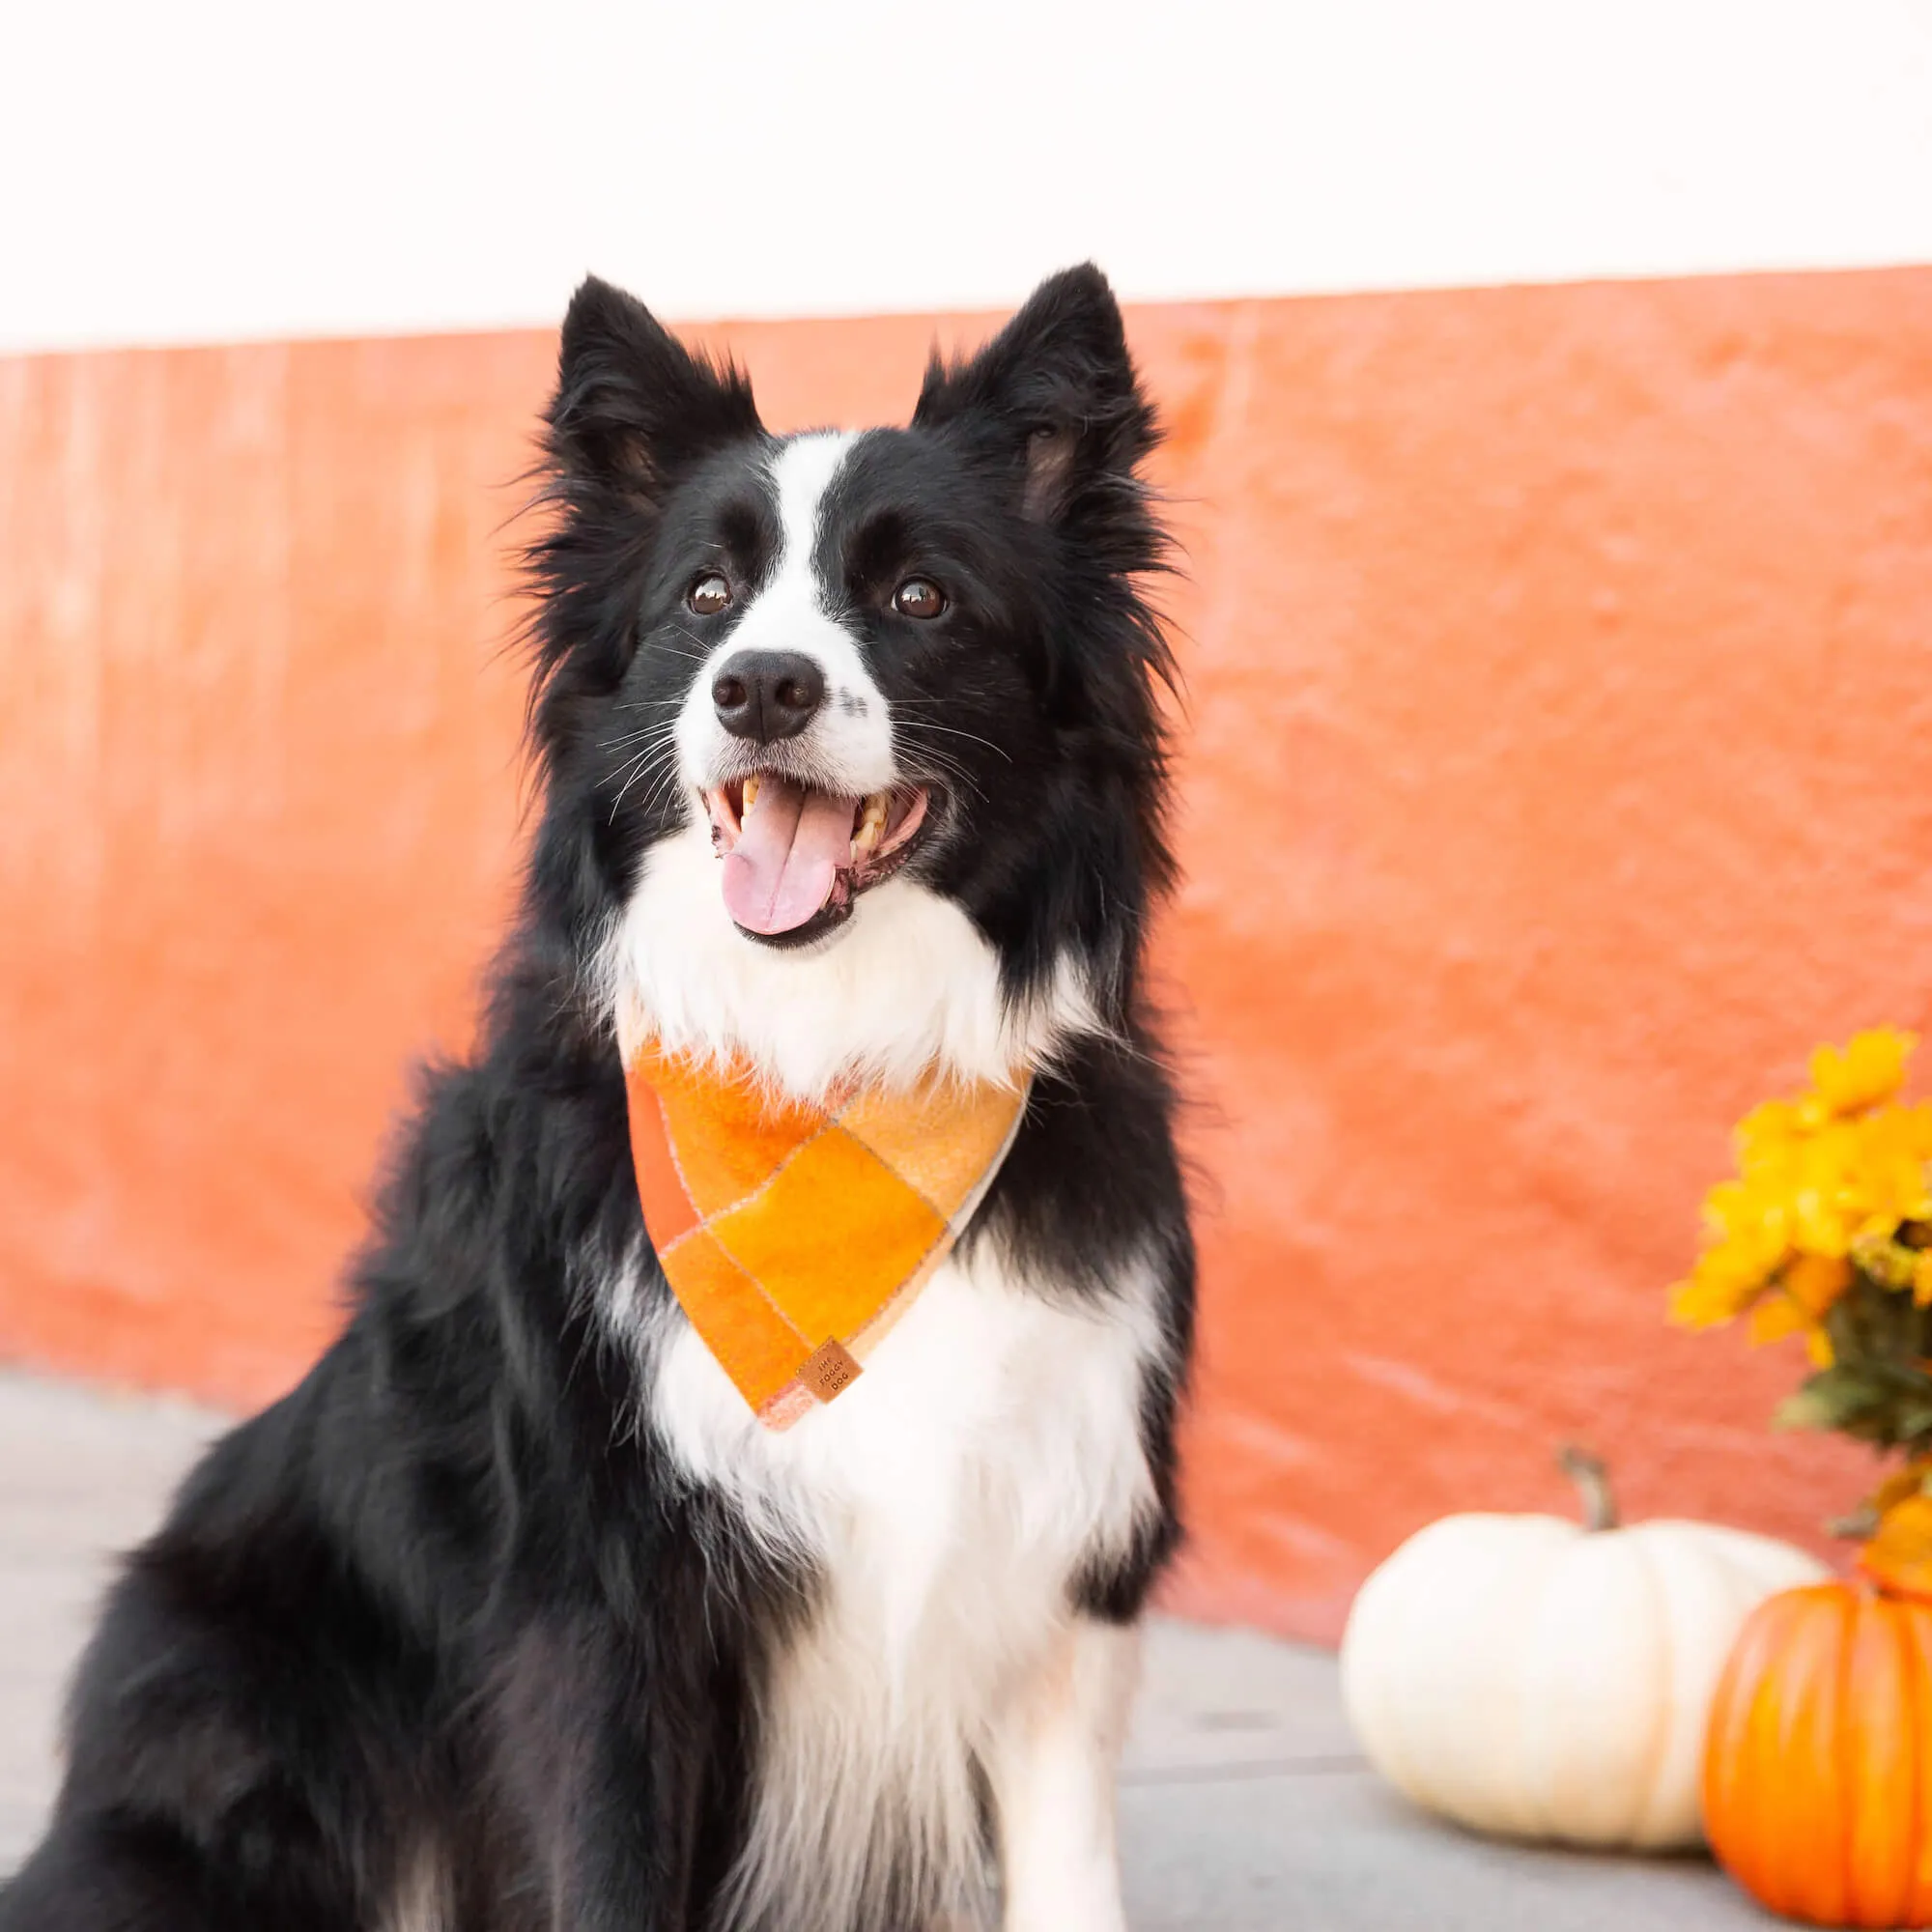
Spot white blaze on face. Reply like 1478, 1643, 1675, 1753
673, 430, 894, 798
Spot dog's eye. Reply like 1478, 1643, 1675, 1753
687, 573, 732, 616
893, 579, 946, 620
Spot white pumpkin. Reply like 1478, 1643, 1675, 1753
1338, 1450, 1828, 1850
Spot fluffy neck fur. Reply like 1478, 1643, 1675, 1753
604, 820, 1105, 1103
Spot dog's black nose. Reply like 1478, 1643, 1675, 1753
711, 650, 826, 743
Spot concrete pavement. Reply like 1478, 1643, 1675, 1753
0, 1370, 1772, 1927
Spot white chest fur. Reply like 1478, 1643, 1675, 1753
638, 1238, 1162, 1931
650, 1239, 1161, 1625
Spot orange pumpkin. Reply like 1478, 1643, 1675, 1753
1703, 1579, 1932, 1926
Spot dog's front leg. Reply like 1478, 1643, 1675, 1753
985, 1615, 1139, 1932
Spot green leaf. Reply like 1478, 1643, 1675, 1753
1776, 1367, 1891, 1433
1783, 1270, 1932, 1450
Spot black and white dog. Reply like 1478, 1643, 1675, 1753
2, 265, 1195, 1932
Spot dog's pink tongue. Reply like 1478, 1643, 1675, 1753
723, 779, 857, 934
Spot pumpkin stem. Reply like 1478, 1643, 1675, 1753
1558, 1444, 1619, 1531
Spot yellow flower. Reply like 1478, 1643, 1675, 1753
1851, 1105, 1932, 1229
1669, 1227, 1783, 1328
1673, 1029, 1932, 1338
1860, 1492, 1932, 1601
1668, 1274, 1746, 1329
1915, 1253, 1932, 1309
1786, 1252, 1853, 1317
1868, 1459, 1932, 1518
1742, 1254, 1850, 1352
1809, 1028, 1916, 1120
1736, 1098, 1806, 1164
1747, 1292, 1813, 1347
1701, 1177, 1791, 1256
1853, 1232, 1919, 1292
1760, 1118, 1861, 1258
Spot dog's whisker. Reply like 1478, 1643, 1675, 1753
894, 721, 1013, 763
608, 738, 684, 819
600, 725, 684, 751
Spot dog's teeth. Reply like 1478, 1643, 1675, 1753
852, 794, 889, 861
742, 776, 760, 811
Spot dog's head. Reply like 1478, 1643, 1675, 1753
526, 266, 1175, 1094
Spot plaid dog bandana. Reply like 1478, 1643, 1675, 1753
624, 1040, 1031, 1428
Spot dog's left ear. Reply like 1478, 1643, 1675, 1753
912, 264, 1157, 525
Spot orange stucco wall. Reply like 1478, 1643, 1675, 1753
5, 270, 1931, 1641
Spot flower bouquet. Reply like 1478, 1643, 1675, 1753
1671, 1028, 1932, 1927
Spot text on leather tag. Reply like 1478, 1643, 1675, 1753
799, 1339, 863, 1404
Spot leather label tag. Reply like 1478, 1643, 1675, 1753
799, 1338, 863, 1404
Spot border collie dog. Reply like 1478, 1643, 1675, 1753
3, 266, 1195, 1932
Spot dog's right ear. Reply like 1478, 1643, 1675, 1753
547, 276, 762, 503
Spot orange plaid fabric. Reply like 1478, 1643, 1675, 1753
624, 1041, 1031, 1428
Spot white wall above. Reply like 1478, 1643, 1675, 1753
4, 0, 1931, 353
